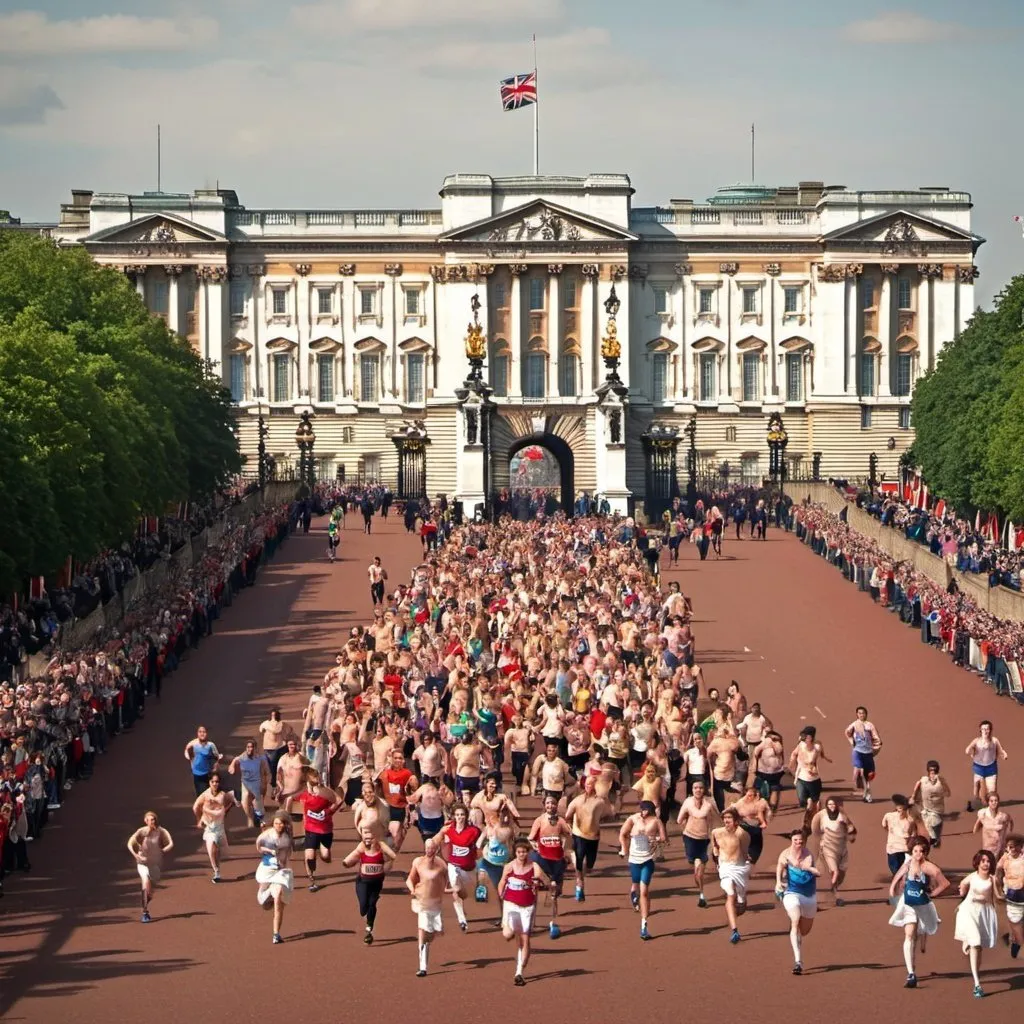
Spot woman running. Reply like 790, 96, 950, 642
810, 796, 856, 906
954, 849, 1000, 997
910, 760, 950, 848
255, 812, 294, 945
965, 721, 1008, 812
498, 837, 544, 986
775, 828, 820, 975
342, 826, 397, 944
478, 808, 515, 916
888, 835, 950, 988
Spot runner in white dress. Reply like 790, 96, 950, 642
255, 812, 295, 945
953, 850, 1000, 998
888, 836, 950, 988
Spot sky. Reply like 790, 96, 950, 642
1, 0, 1021, 304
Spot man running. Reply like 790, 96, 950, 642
184, 725, 223, 796
973, 791, 1014, 859
619, 799, 665, 940
531, 740, 571, 811
565, 775, 613, 902
996, 833, 1024, 959
302, 685, 330, 765
910, 760, 951, 848
326, 517, 340, 563
285, 766, 342, 892
192, 772, 237, 882
379, 749, 418, 852
528, 793, 572, 938
127, 811, 174, 922
711, 807, 751, 944
677, 780, 719, 908
789, 726, 830, 827
406, 837, 447, 977
776, 828, 821, 975
368, 556, 388, 608
844, 706, 882, 803
228, 740, 270, 829
499, 837, 544, 986
440, 805, 482, 931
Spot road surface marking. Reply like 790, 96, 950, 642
814, 706, 827, 719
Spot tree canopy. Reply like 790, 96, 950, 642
910, 275, 1024, 519
0, 232, 240, 594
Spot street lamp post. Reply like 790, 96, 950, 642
868, 452, 878, 491
600, 285, 622, 384
256, 403, 269, 492
294, 410, 316, 489
766, 411, 789, 497
685, 414, 697, 509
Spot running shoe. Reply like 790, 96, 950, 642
308, 882, 320, 893
272, 933, 282, 945
863, 794, 873, 804
416, 969, 427, 978
697, 894, 708, 909
459, 921, 468, 932
973, 985, 983, 998
835, 898, 845, 907
792, 963, 802, 975
514, 975, 526, 987
630, 891, 639, 911
905, 974, 917, 989
549, 922, 561, 939
730, 930, 741, 944
364, 930, 373, 945
212, 872, 221, 883
141, 911, 152, 924
1011, 941, 1021, 959
575, 885, 585, 903
640, 924, 650, 941
475, 884, 488, 902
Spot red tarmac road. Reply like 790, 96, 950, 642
2, 518, 1022, 1023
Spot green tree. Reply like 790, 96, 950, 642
0, 232, 241, 594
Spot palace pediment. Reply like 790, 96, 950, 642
440, 200, 637, 246
84, 212, 227, 246
822, 210, 981, 252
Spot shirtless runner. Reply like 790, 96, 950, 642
192, 773, 237, 882
619, 799, 666, 940
566, 775, 613, 902
711, 807, 751, 944
677, 780, 720, 908
996, 833, 1024, 959
789, 726, 831, 828
406, 837, 448, 977
127, 811, 174, 922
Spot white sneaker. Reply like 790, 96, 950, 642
864, 793, 873, 803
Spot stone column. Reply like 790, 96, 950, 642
581, 264, 599, 392
548, 264, 562, 396
508, 264, 526, 398
845, 273, 858, 395
165, 264, 183, 334
197, 266, 228, 376
878, 266, 894, 397
294, 265, 312, 400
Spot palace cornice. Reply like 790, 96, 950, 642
825, 240, 973, 255
87, 241, 228, 256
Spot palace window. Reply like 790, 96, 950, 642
559, 353, 579, 397
229, 282, 246, 317
229, 353, 246, 403
894, 352, 914, 397
653, 286, 668, 314
563, 279, 577, 309
783, 286, 801, 314
528, 278, 545, 311
651, 352, 668, 402
493, 282, 507, 308
406, 353, 425, 403
861, 281, 874, 310
742, 287, 758, 315
897, 277, 913, 310
491, 354, 509, 397
699, 352, 716, 400
359, 286, 377, 317
899, 407, 912, 430
742, 352, 760, 402
318, 354, 335, 402
785, 353, 803, 402
149, 280, 169, 315
359, 353, 380, 402
524, 352, 546, 397
861, 406, 872, 429
859, 352, 876, 397
272, 353, 290, 402
271, 287, 288, 316
698, 288, 714, 314
740, 454, 761, 486
317, 287, 333, 315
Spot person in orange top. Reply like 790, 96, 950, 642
379, 749, 418, 852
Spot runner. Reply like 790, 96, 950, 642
275, 738, 307, 818
707, 726, 741, 811
729, 783, 771, 864
677, 779, 719, 908
379, 748, 418, 852
126, 811, 174, 923
888, 836, 950, 988
406, 837, 447, 977
184, 725, 223, 796
342, 825, 397, 944
954, 849, 1000, 997
499, 837, 544, 986
711, 807, 751, 944
192, 772, 237, 883
408, 777, 451, 842
326, 517, 339, 562
619, 800, 665, 940
910, 760, 951, 848
255, 811, 294, 945
352, 779, 390, 841
285, 766, 341, 892
973, 791, 1014, 859
965, 720, 1008, 812
995, 833, 1024, 959
737, 701, 772, 788
504, 713, 536, 796
228, 740, 269, 829
789, 726, 831, 827
565, 775, 613, 902
753, 730, 786, 813
882, 794, 924, 877
810, 796, 857, 906
368, 555, 388, 608
478, 806, 515, 911
844, 705, 882, 803
469, 773, 520, 833
440, 804, 482, 931
531, 740, 571, 812
528, 793, 573, 938
775, 828, 821, 975
302, 684, 330, 762
258, 708, 292, 782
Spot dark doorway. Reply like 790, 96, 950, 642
500, 433, 575, 516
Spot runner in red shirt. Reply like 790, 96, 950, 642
499, 837, 544, 986
342, 827, 397, 944
379, 749, 418, 852
528, 794, 572, 939
287, 767, 341, 892
440, 805, 482, 932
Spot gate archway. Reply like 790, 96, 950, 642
500, 433, 575, 517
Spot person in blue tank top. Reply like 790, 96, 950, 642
775, 828, 821, 975
184, 725, 223, 796
228, 740, 270, 829
888, 836, 951, 988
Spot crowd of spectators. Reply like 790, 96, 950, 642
794, 500, 1024, 705
0, 502, 293, 895
855, 487, 1024, 592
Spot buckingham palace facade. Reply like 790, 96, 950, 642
49, 172, 981, 512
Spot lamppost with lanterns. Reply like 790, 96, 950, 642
295, 410, 316, 489
600, 285, 622, 384
766, 411, 789, 495
256, 402, 269, 491
685, 414, 698, 508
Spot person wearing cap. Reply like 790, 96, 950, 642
619, 799, 665, 940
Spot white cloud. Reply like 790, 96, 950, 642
0, 11, 219, 56
841, 12, 967, 45
291, 0, 563, 34
0, 72, 63, 126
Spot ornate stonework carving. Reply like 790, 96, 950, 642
247, 264, 265, 277
881, 216, 923, 256
609, 264, 627, 282
629, 264, 649, 281
844, 263, 863, 278
880, 263, 900, 275
763, 263, 781, 276
548, 263, 564, 275
429, 265, 447, 282
581, 263, 600, 278
164, 264, 184, 277
196, 266, 229, 283
487, 208, 581, 243
898, 310, 916, 334
122, 264, 147, 276
719, 262, 739, 275
674, 262, 693, 276
817, 264, 846, 282
475, 263, 495, 277
916, 263, 943, 278
294, 263, 312, 276
338, 263, 356, 276
957, 264, 980, 283
509, 263, 529, 276
141, 223, 176, 243
384, 263, 403, 276
448, 264, 468, 282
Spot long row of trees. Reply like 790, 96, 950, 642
0, 232, 240, 595
910, 275, 1024, 520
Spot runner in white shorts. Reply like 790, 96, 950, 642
499, 837, 544, 986
127, 811, 174, 923
406, 837, 447, 977
776, 829, 821, 975
711, 808, 751, 944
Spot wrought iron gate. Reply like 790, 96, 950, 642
642, 429, 680, 521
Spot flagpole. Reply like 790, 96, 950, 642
532, 33, 539, 176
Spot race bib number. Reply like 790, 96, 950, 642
452, 844, 470, 858
389, 783, 401, 795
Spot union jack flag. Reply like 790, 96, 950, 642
500, 71, 537, 111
